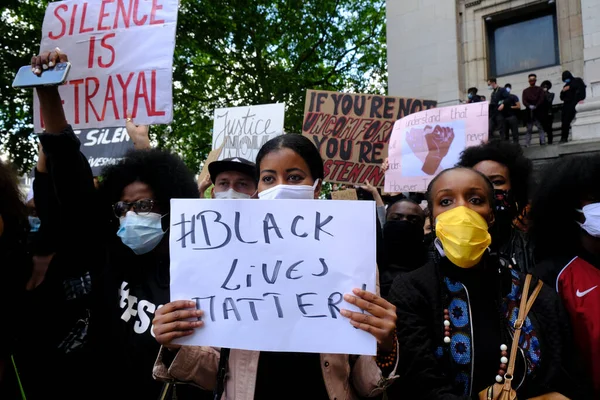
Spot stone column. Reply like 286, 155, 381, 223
572, 0, 600, 140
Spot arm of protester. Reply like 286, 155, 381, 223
360, 181, 384, 207
152, 300, 220, 390
387, 273, 468, 399
25, 253, 54, 291
198, 174, 212, 197
512, 100, 521, 110
125, 115, 151, 150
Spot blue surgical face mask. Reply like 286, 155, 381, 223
28, 216, 41, 233
468, 93, 473, 99
505, 87, 511, 93
564, 78, 571, 84
117, 211, 166, 255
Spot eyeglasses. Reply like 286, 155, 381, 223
113, 198, 156, 218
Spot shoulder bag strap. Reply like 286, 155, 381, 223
503, 274, 544, 388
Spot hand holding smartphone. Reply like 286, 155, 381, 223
12, 48, 70, 89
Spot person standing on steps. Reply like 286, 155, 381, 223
559, 71, 586, 144
487, 78, 509, 140
499, 84, 522, 145
522, 74, 547, 146
540, 80, 556, 144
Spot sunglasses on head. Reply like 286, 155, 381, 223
113, 198, 156, 218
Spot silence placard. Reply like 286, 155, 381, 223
384, 102, 489, 193
212, 103, 285, 162
302, 90, 437, 187
34, 0, 178, 131
74, 126, 134, 176
169, 199, 377, 355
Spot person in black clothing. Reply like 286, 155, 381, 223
500, 84, 521, 144
467, 87, 483, 103
559, 71, 586, 143
380, 198, 426, 298
387, 167, 587, 399
458, 140, 535, 274
487, 78, 509, 139
540, 80, 556, 144
31, 50, 211, 400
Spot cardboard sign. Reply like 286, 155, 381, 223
212, 103, 285, 162
34, 0, 179, 131
331, 188, 358, 201
197, 145, 224, 186
384, 102, 489, 193
169, 199, 377, 355
302, 90, 437, 187
73, 126, 134, 176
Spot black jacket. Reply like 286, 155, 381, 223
387, 255, 588, 400
37, 126, 210, 400
560, 72, 586, 107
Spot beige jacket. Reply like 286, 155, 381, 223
153, 345, 398, 400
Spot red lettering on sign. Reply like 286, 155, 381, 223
114, 0, 133, 28
85, 77, 101, 123
68, 4, 78, 36
150, 0, 165, 25
132, 72, 150, 118
69, 79, 85, 124
116, 72, 135, 117
101, 76, 119, 120
49, 4, 68, 40
79, 3, 94, 34
133, 0, 148, 26
99, 33, 116, 68
98, 0, 115, 31
88, 36, 96, 69
149, 70, 165, 116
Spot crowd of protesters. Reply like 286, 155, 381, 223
468, 72, 586, 147
0, 49, 599, 400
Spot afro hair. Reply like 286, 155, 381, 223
529, 154, 600, 260
99, 149, 199, 218
457, 140, 532, 217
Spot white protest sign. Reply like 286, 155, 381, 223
212, 103, 285, 162
170, 199, 377, 355
34, 0, 178, 131
384, 102, 489, 193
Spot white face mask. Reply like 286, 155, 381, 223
576, 203, 600, 237
258, 179, 319, 200
214, 188, 252, 199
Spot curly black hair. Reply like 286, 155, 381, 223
457, 140, 532, 217
99, 149, 199, 217
0, 160, 28, 240
529, 155, 600, 260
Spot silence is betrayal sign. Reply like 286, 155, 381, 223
169, 199, 377, 355
74, 127, 134, 176
212, 103, 285, 162
384, 102, 489, 193
34, 0, 178, 131
302, 90, 437, 187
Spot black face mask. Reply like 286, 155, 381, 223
383, 220, 425, 268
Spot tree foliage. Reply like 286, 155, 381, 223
1, 0, 387, 173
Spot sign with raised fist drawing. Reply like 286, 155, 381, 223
385, 102, 489, 193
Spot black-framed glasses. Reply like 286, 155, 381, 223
113, 198, 156, 218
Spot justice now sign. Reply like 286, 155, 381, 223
34, 0, 178, 131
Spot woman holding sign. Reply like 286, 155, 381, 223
152, 134, 399, 400
388, 167, 587, 399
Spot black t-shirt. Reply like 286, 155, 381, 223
254, 351, 330, 400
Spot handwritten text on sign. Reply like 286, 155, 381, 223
34, 0, 178, 131
384, 102, 489, 193
212, 103, 285, 162
169, 199, 377, 355
302, 90, 437, 187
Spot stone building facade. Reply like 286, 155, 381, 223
386, 0, 600, 169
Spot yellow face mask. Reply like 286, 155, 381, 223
435, 206, 492, 268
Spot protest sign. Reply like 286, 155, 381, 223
212, 103, 285, 162
169, 199, 377, 355
331, 188, 358, 201
73, 126, 134, 175
384, 102, 489, 193
34, 0, 178, 131
302, 90, 437, 187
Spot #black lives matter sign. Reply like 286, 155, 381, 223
74, 127, 134, 176
169, 199, 377, 355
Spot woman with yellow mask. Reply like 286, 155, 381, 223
387, 167, 587, 399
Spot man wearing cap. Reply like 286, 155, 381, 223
205, 157, 258, 199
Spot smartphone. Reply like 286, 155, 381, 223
12, 62, 71, 88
